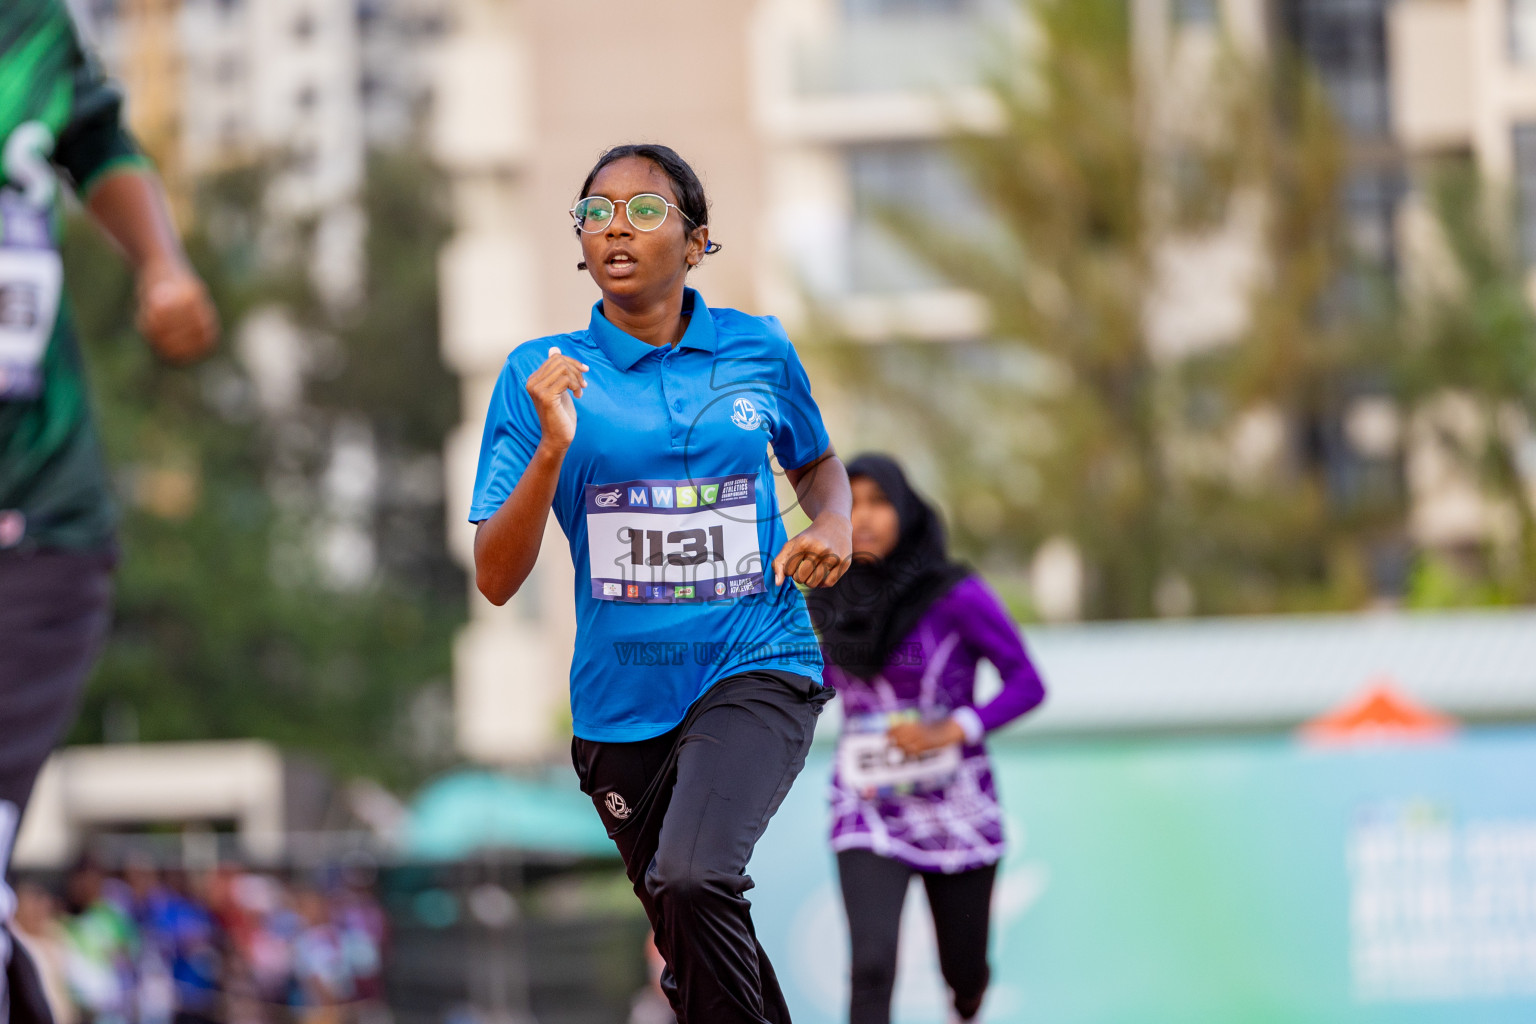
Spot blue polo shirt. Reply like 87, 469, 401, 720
470, 288, 831, 742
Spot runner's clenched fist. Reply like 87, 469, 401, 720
527, 346, 589, 450
136, 259, 218, 365
774, 514, 851, 588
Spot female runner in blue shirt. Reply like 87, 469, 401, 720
470, 144, 852, 1024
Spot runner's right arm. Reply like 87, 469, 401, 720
51, 7, 216, 365
473, 349, 587, 605
85, 172, 217, 364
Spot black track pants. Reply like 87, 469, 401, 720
572, 669, 832, 1024
837, 848, 997, 1024
0, 548, 114, 1024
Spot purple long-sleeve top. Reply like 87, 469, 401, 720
823, 574, 1046, 872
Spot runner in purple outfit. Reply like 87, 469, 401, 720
806, 454, 1046, 1024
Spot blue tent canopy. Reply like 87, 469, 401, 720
403, 769, 616, 860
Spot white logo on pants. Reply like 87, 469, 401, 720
605, 791, 632, 820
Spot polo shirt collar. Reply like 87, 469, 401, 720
588, 288, 717, 371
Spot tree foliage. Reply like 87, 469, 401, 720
1394, 161, 1536, 603
816, 0, 1406, 619
62, 153, 462, 788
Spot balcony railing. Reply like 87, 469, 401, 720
792, 14, 995, 95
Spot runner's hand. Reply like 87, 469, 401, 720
888, 718, 965, 755
772, 513, 850, 588
528, 346, 589, 451
136, 260, 218, 365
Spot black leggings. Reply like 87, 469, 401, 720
837, 849, 996, 1024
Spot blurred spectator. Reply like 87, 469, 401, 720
627, 931, 675, 1024
12, 882, 77, 1024
62, 859, 139, 1024
291, 886, 352, 1024
15, 860, 388, 1024
333, 866, 387, 1021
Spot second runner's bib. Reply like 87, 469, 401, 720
838, 708, 962, 800
585, 473, 766, 603
0, 189, 61, 402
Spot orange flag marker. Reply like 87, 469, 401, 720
1299, 678, 1457, 746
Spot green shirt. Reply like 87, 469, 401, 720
0, 0, 147, 551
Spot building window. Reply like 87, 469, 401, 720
1513, 0, 1536, 63
1281, 0, 1392, 140
1313, 164, 1405, 319
357, 0, 383, 30
1173, 0, 1220, 27
290, 143, 320, 176
847, 143, 987, 293
843, 0, 974, 16
1342, 165, 1404, 271
1514, 123, 1536, 266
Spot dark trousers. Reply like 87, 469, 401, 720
837, 849, 997, 1024
0, 548, 114, 1024
572, 669, 832, 1024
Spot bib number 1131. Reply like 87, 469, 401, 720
621, 525, 726, 566
585, 474, 765, 603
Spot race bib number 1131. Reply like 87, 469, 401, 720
585, 474, 765, 603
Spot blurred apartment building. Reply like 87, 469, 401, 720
72, 0, 445, 298
430, 0, 1532, 763
74, 0, 447, 587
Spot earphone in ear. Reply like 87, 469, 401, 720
576, 261, 587, 271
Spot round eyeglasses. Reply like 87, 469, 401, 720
570, 193, 695, 234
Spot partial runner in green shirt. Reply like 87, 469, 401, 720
2, 6, 218, 1022
0, 0, 219, 552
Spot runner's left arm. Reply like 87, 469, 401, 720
948, 578, 1047, 742
51, 18, 218, 364
768, 332, 850, 588
888, 580, 1047, 755
777, 445, 852, 588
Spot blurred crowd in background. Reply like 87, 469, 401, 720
10, 860, 387, 1024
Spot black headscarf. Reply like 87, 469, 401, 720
807, 453, 971, 680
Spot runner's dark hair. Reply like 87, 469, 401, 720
576, 143, 711, 238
